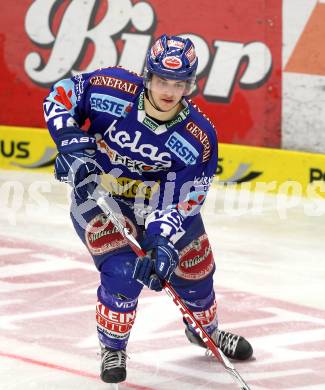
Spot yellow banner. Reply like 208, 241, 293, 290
1, 125, 324, 197
217, 143, 325, 197
0, 125, 56, 171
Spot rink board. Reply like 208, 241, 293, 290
1, 125, 324, 197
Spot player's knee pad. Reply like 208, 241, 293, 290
170, 264, 215, 302
100, 253, 143, 298
96, 285, 138, 350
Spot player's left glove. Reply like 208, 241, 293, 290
132, 235, 179, 291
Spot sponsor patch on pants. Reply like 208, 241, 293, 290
85, 213, 137, 255
175, 233, 214, 280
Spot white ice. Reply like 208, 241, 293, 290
0, 170, 325, 390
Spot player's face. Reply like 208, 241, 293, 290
149, 75, 186, 112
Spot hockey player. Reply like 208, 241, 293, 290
43, 34, 253, 384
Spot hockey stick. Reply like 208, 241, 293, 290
97, 196, 251, 390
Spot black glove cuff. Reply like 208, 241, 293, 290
56, 127, 97, 153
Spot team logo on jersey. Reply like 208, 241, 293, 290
162, 56, 183, 69
85, 213, 137, 255
47, 78, 77, 114
176, 191, 206, 217
165, 131, 198, 164
175, 234, 214, 281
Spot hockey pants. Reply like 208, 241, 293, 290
71, 197, 217, 350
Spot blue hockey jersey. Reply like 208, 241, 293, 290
44, 67, 218, 243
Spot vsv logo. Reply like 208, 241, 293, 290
24, 0, 272, 102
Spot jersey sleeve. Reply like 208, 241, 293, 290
43, 68, 142, 152
144, 129, 218, 244
43, 73, 92, 147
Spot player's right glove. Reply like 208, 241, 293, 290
132, 235, 179, 291
55, 150, 100, 200
54, 126, 100, 200
132, 255, 163, 291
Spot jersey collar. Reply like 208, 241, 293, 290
137, 91, 190, 135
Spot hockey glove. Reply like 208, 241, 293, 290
133, 235, 179, 291
132, 255, 163, 291
54, 127, 100, 200
55, 150, 100, 200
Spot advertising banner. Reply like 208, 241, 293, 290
282, 0, 325, 154
0, 0, 282, 147
2, 126, 324, 199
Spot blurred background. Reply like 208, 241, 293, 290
0, 0, 324, 150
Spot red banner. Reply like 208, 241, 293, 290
0, 0, 282, 147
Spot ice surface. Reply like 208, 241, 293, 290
1, 170, 325, 389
